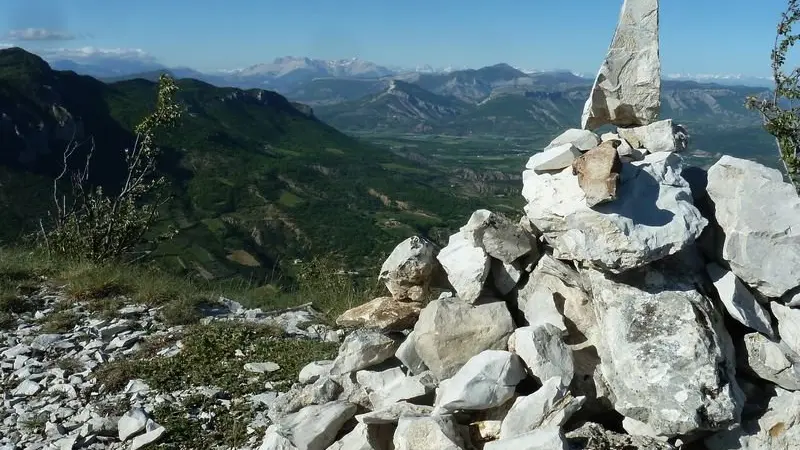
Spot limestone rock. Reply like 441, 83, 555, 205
526, 143, 582, 173
545, 129, 601, 152
514, 272, 566, 333
772, 302, 800, 356
436, 231, 490, 304
411, 297, 515, 380
706, 155, 800, 298
336, 297, 421, 332
617, 119, 689, 153
245, 361, 281, 373
523, 152, 707, 273
738, 332, 800, 391
330, 330, 401, 376
581, 0, 661, 130
602, 133, 642, 161
298, 360, 333, 384
118, 408, 149, 442
356, 402, 434, 424
707, 263, 774, 338
499, 377, 585, 439
130, 419, 166, 450
434, 350, 526, 413
327, 423, 394, 450
276, 401, 357, 450
484, 428, 568, 450
571, 140, 623, 207
269, 377, 343, 422
508, 325, 574, 386
462, 209, 533, 264
356, 367, 435, 409
584, 267, 743, 438
395, 330, 429, 375
394, 415, 466, 450
523, 255, 595, 344
259, 425, 299, 450
379, 236, 439, 301
705, 389, 800, 450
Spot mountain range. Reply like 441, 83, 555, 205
42, 52, 776, 91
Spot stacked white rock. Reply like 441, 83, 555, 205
280, 1, 800, 449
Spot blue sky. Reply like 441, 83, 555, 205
0, 0, 793, 76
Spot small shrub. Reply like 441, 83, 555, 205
20, 413, 49, 434
746, 0, 800, 190
94, 360, 138, 393
56, 357, 85, 374
41, 74, 182, 262
0, 311, 14, 330
40, 309, 80, 333
158, 298, 202, 326
0, 289, 34, 314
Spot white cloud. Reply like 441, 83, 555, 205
6, 28, 77, 41
42, 46, 158, 62
0, 42, 13, 49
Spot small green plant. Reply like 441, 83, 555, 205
56, 357, 85, 374
20, 414, 49, 435
746, 0, 800, 189
294, 254, 381, 319
95, 321, 337, 396
152, 396, 256, 449
40, 309, 80, 333
42, 74, 182, 261
0, 311, 14, 330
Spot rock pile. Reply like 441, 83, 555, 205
253, 1, 800, 449
0, 288, 342, 450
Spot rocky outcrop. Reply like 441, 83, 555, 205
581, 0, 661, 130
523, 151, 707, 273
378, 236, 439, 302
706, 155, 800, 299
617, 119, 689, 153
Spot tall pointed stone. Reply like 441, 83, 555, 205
581, 0, 661, 130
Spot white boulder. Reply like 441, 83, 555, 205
707, 263, 775, 338
433, 350, 526, 413
706, 155, 800, 298
526, 143, 582, 173
379, 236, 439, 301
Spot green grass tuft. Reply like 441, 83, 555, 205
96, 321, 338, 396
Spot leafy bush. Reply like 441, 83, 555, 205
746, 0, 800, 189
